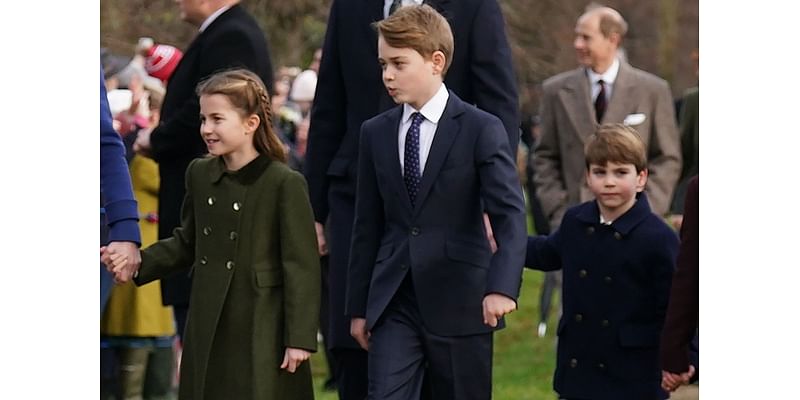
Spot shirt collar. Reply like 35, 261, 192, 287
209, 153, 272, 184
401, 83, 449, 125
575, 191, 653, 236
199, 5, 232, 32
586, 57, 620, 86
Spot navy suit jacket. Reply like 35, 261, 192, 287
149, 4, 273, 306
100, 66, 140, 245
304, 0, 519, 223
346, 91, 526, 337
526, 193, 678, 399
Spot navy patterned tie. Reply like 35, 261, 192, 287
404, 112, 424, 206
595, 79, 607, 123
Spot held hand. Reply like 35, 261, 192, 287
350, 318, 370, 350
105, 241, 141, 284
315, 222, 328, 256
280, 347, 311, 373
482, 293, 517, 327
482, 213, 498, 254
661, 365, 695, 392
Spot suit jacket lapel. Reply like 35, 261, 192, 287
413, 93, 462, 214
603, 62, 637, 124
559, 69, 596, 142
382, 108, 414, 214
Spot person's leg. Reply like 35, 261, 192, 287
423, 331, 492, 400
117, 346, 151, 400
327, 181, 369, 399
143, 343, 175, 400
368, 300, 426, 400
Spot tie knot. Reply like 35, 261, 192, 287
411, 112, 424, 126
597, 79, 605, 87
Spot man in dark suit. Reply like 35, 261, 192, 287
660, 176, 699, 392
135, 0, 273, 339
304, 1, 519, 397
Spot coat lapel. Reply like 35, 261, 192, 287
558, 69, 596, 142
412, 93, 462, 214
382, 108, 414, 214
602, 62, 637, 124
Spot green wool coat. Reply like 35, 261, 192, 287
136, 155, 320, 400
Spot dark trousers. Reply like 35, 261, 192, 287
332, 348, 369, 400
368, 277, 493, 400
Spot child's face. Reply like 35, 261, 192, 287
378, 36, 444, 110
199, 94, 259, 158
585, 161, 647, 215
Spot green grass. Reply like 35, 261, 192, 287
308, 269, 560, 399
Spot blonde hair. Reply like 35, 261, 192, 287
373, 4, 454, 76
585, 124, 647, 172
196, 69, 287, 162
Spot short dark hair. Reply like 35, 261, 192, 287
373, 4, 454, 76
585, 124, 647, 172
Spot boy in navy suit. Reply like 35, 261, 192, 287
526, 124, 679, 400
346, 5, 527, 399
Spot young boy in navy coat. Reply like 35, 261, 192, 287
346, 5, 527, 399
526, 124, 679, 400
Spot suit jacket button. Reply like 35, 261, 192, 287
229, 231, 238, 241
411, 227, 420, 236
233, 201, 242, 211
586, 226, 594, 235
574, 314, 583, 322
613, 232, 622, 240
570, 358, 578, 368
207, 196, 216, 206
579, 269, 587, 278
597, 363, 605, 369
203, 226, 212, 236
199, 256, 207, 265
400, 264, 408, 270
604, 276, 612, 284
226, 261, 235, 270
601, 319, 609, 327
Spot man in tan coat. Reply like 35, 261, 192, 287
534, 6, 681, 228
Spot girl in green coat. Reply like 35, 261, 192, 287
104, 69, 320, 400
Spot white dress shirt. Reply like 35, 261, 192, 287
586, 57, 620, 103
199, 5, 232, 32
398, 83, 449, 174
384, 0, 424, 19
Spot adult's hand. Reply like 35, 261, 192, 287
350, 318, 370, 350
104, 241, 141, 283
314, 222, 328, 256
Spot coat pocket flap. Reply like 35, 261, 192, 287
255, 270, 283, 288
446, 239, 491, 269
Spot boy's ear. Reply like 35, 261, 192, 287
431, 50, 446, 75
636, 168, 649, 192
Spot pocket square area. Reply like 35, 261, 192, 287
623, 113, 646, 126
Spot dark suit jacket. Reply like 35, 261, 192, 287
346, 91, 526, 336
305, 0, 519, 223
660, 176, 699, 373
526, 193, 678, 399
305, 0, 519, 351
150, 4, 274, 306
100, 66, 140, 245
